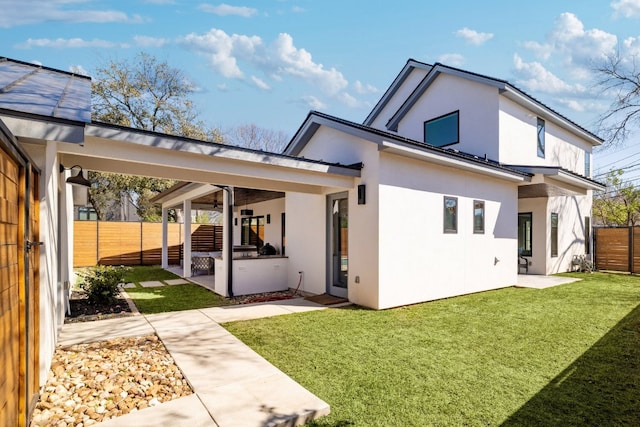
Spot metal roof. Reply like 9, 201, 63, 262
0, 57, 91, 123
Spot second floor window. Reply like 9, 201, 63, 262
424, 111, 459, 147
537, 118, 545, 158
585, 152, 591, 177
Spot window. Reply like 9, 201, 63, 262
585, 216, 591, 255
78, 206, 97, 221
424, 111, 459, 147
551, 212, 558, 257
537, 117, 545, 158
518, 213, 532, 256
473, 200, 485, 234
241, 216, 265, 248
585, 152, 591, 177
443, 196, 458, 233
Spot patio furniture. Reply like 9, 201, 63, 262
192, 255, 214, 275
519, 256, 528, 274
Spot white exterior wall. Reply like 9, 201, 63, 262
498, 97, 592, 174
22, 141, 68, 385
547, 193, 592, 274
233, 197, 285, 254
377, 152, 518, 309
369, 67, 429, 131
288, 127, 380, 308
396, 74, 500, 160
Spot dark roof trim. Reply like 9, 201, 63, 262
384, 62, 603, 145
285, 111, 532, 181
362, 58, 432, 126
506, 165, 606, 190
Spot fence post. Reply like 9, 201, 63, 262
630, 226, 634, 274
96, 220, 100, 265
140, 222, 143, 265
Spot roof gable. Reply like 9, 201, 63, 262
384, 62, 602, 146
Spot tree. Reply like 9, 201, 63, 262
593, 169, 640, 226
225, 123, 289, 152
88, 52, 224, 220
594, 53, 640, 145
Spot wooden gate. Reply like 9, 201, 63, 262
0, 122, 39, 427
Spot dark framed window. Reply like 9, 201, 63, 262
585, 152, 591, 177
551, 212, 558, 257
473, 200, 485, 234
78, 206, 97, 221
241, 216, 265, 248
443, 196, 458, 233
585, 216, 591, 255
518, 212, 532, 256
424, 111, 459, 147
537, 118, 545, 158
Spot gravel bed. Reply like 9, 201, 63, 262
31, 335, 193, 427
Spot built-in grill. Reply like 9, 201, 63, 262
233, 245, 258, 258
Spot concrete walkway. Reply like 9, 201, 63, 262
516, 274, 581, 289
58, 298, 331, 427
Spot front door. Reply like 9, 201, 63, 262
328, 193, 348, 298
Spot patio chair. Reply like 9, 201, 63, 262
518, 255, 528, 274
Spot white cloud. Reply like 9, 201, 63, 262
612, 0, 640, 17
455, 27, 494, 45
512, 54, 586, 95
251, 75, 270, 90
437, 53, 464, 67
198, 3, 257, 17
292, 6, 305, 13
180, 29, 349, 96
547, 13, 617, 65
133, 35, 167, 48
353, 80, 378, 95
623, 36, 640, 56
16, 37, 121, 49
0, 0, 143, 28
69, 64, 90, 76
337, 92, 361, 108
217, 83, 229, 92
300, 95, 327, 110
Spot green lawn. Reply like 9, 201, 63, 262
225, 273, 640, 426
122, 266, 231, 314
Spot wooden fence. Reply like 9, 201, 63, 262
73, 221, 223, 267
594, 226, 640, 273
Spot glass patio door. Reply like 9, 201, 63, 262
328, 193, 348, 298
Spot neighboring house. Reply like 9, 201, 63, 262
0, 56, 603, 425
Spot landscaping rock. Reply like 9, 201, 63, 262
30, 335, 193, 426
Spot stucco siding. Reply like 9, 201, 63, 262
547, 193, 592, 274
396, 73, 500, 160
499, 97, 592, 174
377, 152, 518, 309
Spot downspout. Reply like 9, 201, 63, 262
218, 185, 234, 297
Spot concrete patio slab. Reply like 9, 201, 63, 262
516, 274, 581, 289
58, 316, 154, 346
121, 282, 136, 288
94, 394, 215, 427
199, 297, 326, 323
165, 278, 191, 285
145, 309, 218, 333
140, 280, 165, 287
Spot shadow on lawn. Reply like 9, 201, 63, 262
502, 304, 640, 426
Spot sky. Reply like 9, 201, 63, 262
2, 0, 640, 182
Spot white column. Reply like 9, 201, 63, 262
161, 207, 168, 269
183, 200, 192, 278
215, 186, 233, 296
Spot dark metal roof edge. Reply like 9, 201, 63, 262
505, 164, 606, 188
363, 58, 433, 126
0, 56, 92, 80
299, 111, 533, 179
0, 107, 88, 127
89, 120, 363, 171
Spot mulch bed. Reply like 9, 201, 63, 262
66, 291, 134, 324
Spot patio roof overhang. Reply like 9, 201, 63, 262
509, 165, 605, 197
49, 121, 360, 195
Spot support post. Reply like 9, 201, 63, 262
161, 207, 168, 269
183, 200, 192, 278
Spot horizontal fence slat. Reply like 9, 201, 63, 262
73, 221, 221, 267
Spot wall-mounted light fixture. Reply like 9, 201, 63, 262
59, 164, 91, 188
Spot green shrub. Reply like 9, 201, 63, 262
78, 265, 130, 304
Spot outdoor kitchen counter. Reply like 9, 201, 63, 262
213, 256, 289, 296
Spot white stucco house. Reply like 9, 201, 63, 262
0, 57, 603, 424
